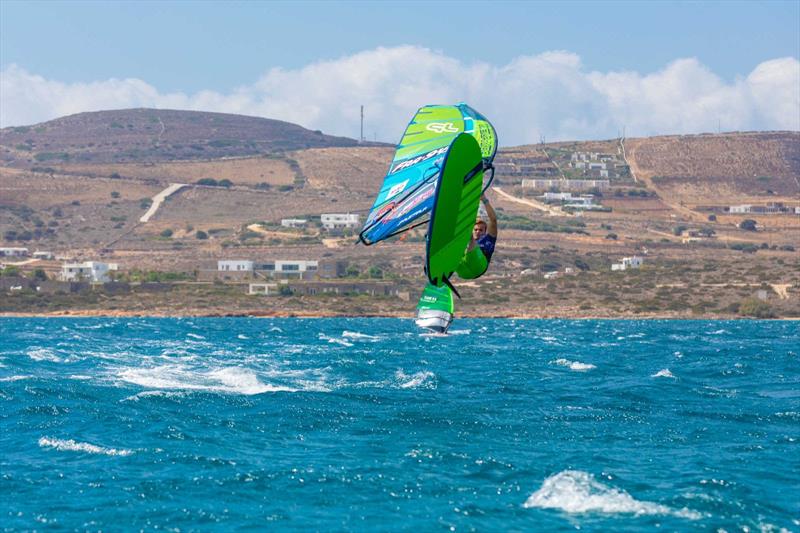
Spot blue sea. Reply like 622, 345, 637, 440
1, 318, 798, 531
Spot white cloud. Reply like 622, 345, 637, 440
1, 46, 798, 145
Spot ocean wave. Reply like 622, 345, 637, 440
121, 390, 189, 402
551, 358, 596, 372
319, 334, 353, 347
342, 331, 381, 341
38, 437, 133, 456
652, 369, 676, 379
186, 333, 206, 340
523, 470, 700, 519
0, 375, 32, 382
448, 329, 471, 335
395, 370, 436, 389
116, 365, 297, 395
27, 348, 62, 363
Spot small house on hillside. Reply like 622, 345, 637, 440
218, 260, 254, 272
611, 256, 643, 271
321, 213, 360, 230
0, 247, 29, 258
61, 261, 118, 283
281, 218, 308, 228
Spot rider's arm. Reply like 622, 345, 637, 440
483, 195, 498, 238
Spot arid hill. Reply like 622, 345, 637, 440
626, 132, 800, 203
0, 108, 377, 166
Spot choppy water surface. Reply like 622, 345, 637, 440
1, 318, 798, 531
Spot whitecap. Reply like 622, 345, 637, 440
0, 375, 32, 382
551, 358, 596, 372
186, 333, 205, 340
342, 331, 381, 341
395, 370, 436, 389
652, 369, 676, 379
38, 437, 133, 456
68, 374, 93, 380
121, 390, 188, 402
237, 334, 250, 340
448, 329, 471, 335
268, 327, 283, 333
27, 348, 62, 363
116, 364, 297, 395
523, 470, 700, 519
319, 334, 353, 347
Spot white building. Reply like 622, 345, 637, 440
218, 260, 254, 272
255, 260, 319, 278
564, 196, 599, 209
281, 218, 308, 228
541, 192, 575, 202
729, 205, 751, 214
543, 271, 560, 280
321, 213, 360, 230
248, 283, 278, 295
61, 261, 118, 283
275, 260, 318, 276
522, 179, 610, 191
0, 247, 29, 257
33, 251, 54, 260
612, 256, 643, 271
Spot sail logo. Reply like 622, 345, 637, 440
391, 146, 448, 174
387, 180, 408, 199
426, 122, 458, 133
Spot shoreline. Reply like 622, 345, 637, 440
2, 310, 797, 320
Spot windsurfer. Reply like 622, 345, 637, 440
455, 193, 497, 279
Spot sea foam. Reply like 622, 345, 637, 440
652, 369, 676, 379
38, 437, 133, 456
552, 358, 596, 372
523, 470, 700, 519
117, 365, 296, 395
395, 370, 436, 389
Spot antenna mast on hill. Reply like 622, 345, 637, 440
360, 105, 364, 143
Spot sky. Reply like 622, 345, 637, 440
1, 0, 799, 145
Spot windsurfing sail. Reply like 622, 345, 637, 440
425, 133, 484, 291
359, 103, 497, 245
415, 283, 454, 334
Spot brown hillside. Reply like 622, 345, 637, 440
626, 132, 800, 205
0, 108, 375, 166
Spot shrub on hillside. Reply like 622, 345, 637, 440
737, 297, 775, 318
739, 219, 757, 231
195, 230, 208, 240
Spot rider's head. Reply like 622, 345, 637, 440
473, 219, 487, 240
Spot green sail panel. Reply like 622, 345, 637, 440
425, 133, 484, 288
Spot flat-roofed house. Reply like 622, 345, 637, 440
281, 219, 308, 228
0, 247, 29, 257
611, 256, 643, 271
274, 260, 318, 279
61, 261, 117, 283
321, 213, 360, 230
218, 260, 254, 272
